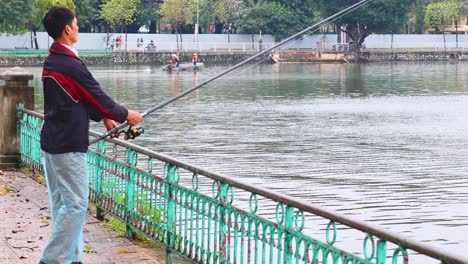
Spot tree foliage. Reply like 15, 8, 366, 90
75, 0, 101, 32
32, 0, 76, 29
159, 0, 194, 29
237, 1, 270, 35
159, 0, 194, 48
100, 0, 139, 32
136, 0, 163, 33
0, 0, 33, 33
317, 0, 414, 51
2, 0, 467, 39
424, 0, 464, 32
30, 0, 75, 49
411, 0, 434, 33
238, 0, 314, 41
213, 0, 243, 31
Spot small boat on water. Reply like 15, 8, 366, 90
162, 62, 204, 72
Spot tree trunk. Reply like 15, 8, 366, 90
349, 24, 369, 52
391, 33, 394, 50
180, 31, 183, 50
175, 26, 179, 50
125, 24, 128, 52
443, 32, 446, 51
32, 29, 39, 49
251, 34, 254, 49
149, 20, 156, 33
340, 23, 370, 61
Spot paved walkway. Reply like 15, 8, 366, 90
0, 170, 164, 264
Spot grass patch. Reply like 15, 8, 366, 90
19, 166, 45, 185
102, 217, 163, 250
19, 166, 32, 174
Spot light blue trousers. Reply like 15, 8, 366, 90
40, 151, 89, 264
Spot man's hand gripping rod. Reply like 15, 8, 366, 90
89, 0, 372, 146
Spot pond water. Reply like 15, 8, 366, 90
24, 61, 468, 262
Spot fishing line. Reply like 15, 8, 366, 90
90, 0, 374, 145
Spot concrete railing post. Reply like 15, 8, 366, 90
0, 67, 34, 169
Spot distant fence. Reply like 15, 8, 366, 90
2, 32, 468, 52
318, 42, 468, 53
17, 106, 468, 264
0, 49, 112, 57
113, 41, 276, 53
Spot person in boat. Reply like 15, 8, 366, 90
165, 60, 175, 70
192, 53, 198, 66
171, 54, 180, 67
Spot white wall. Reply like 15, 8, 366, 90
363, 34, 468, 49
2, 32, 468, 50
0, 32, 277, 50
0, 32, 332, 50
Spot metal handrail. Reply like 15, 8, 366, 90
19, 107, 468, 264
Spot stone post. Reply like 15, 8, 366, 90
0, 67, 34, 169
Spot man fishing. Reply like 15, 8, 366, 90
192, 53, 199, 66
171, 53, 181, 67
39, 6, 143, 264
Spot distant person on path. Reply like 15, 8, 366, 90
172, 53, 180, 67
116, 35, 123, 50
111, 38, 116, 50
146, 40, 156, 51
40, 6, 143, 264
136, 37, 141, 50
192, 53, 198, 66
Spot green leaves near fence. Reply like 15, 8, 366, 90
17, 107, 468, 264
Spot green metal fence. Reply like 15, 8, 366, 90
17, 107, 468, 264
0, 49, 112, 57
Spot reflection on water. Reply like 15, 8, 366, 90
25, 62, 468, 261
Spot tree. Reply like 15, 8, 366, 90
237, 0, 309, 42
100, 0, 138, 33
0, 0, 33, 34
424, 0, 464, 48
32, 0, 76, 49
136, 0, 163, 33
159, 0, 195, 49
316, 0, 414, 52
100, 0, 138, 51
213, 0, 243, 41
237, 0, 269, 47
265, 2, 305, 41
75, 0, 101, 33
276, 0, 316, 27
411, 0, 434, 34
198, 0, 214, 33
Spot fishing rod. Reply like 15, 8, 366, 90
90, 0, 373, 145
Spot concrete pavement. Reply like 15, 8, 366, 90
0, 170, 165, 264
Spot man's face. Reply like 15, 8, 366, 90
65, 17, 79, 44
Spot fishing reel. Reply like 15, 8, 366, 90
116, 126, 144, 140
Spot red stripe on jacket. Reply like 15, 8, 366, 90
42, 70, 123, 122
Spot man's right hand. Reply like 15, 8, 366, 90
127, 110, 144, 126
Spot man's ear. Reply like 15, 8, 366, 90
64, 24, 70, 35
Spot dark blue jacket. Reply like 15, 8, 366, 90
41, 42, 128, 154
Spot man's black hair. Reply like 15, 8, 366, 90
43, 6, 75, 40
